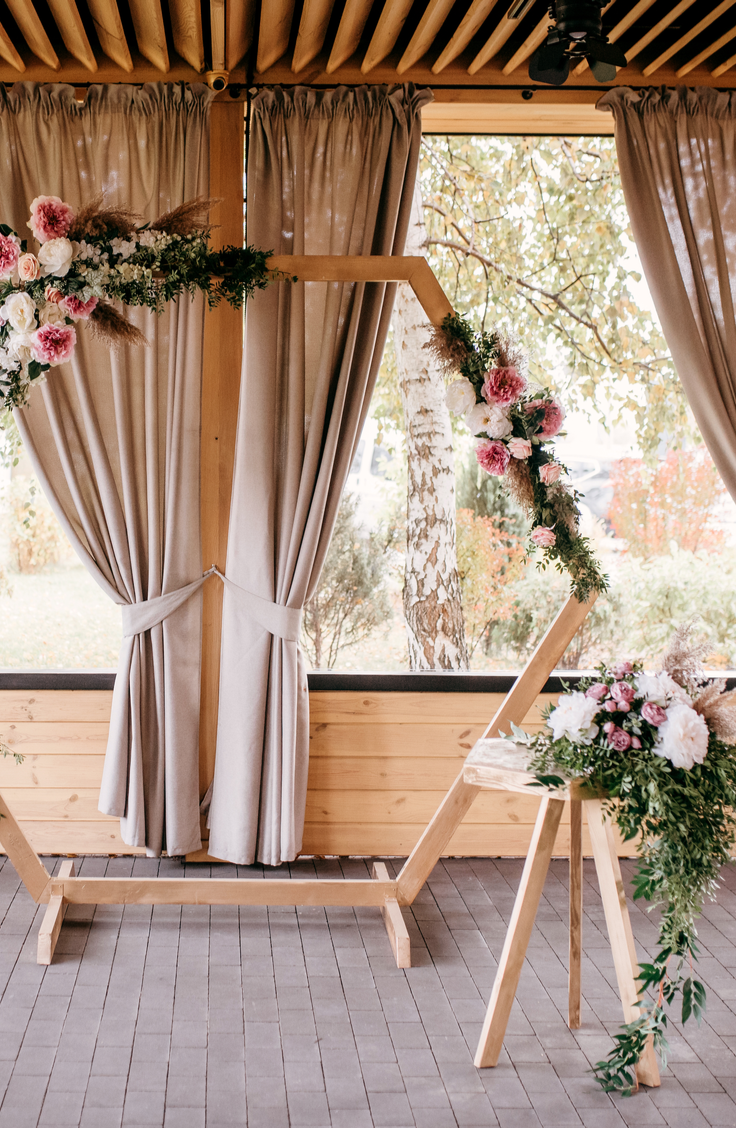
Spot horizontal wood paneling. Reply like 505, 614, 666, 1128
0, 688, 632, 859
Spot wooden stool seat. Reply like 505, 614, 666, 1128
464, 739, 660, 1089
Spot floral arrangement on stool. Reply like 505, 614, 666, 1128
519, 622, 736, 1093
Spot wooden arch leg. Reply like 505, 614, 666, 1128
474, 796, 565, 1068
586, 799, 660, 1088
568, 798, 583, 1028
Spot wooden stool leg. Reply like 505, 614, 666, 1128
475, 796, 565, 1068
568, 798, 582, 1029
586, 799, 660, 1088
37, 859, 75, 965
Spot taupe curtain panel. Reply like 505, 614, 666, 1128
599, 86, 736, 501
0, 83, 212, 856
207, 85, 431, 866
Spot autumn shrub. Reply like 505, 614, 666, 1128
607, 449, 725, 558
6, 477, 65, 573
455, 508, 525, 657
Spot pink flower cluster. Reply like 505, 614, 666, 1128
0, 234, 20, 279
482, 366, 526, 406
59, 294, 98, 321
525, 399, 565, 439
577, 664, 675, 755
475, 439, 510, 477
27, 196, 75, 244
30, 324, 76, 366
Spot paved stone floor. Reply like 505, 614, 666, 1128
0, 853, 735, 1127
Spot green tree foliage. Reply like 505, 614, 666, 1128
421, 135, 686, 458
301, 492, 396, 669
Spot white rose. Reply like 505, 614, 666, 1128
6, 330, 35, 362
466, 401, 513, 439
39, 301, 66, 326
1, 291, 36, 332
548, 691, 600, 745
653, 702, 709, 770
445, 378, 477, 415
38, 237, 74, 278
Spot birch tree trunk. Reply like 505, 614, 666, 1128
393, 181, 469, 670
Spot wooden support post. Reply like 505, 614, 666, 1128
568, 798, 582, 1029
37, 859, 75, 965
586, 799, 660, 1088
474, 796, 565, 1068
373, 862, 411, 969
0, 792, 50, 903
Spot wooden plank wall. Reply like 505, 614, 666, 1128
0, 688, 612, 858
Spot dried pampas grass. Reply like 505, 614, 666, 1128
89, 302, 149, 349
662, 619, 711, 693
150, 196, 220, 236
68, 195, 140, 241
505, 459, 535, 514
425, 324, 471, 376
692, 682, 736, 745
495, 333, 525, 373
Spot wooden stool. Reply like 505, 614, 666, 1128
464, 739, 660, 1088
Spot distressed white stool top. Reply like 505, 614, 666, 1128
463, 737, 599, 799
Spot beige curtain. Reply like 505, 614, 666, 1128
0, 83, 212, 856
208, 85, 431, 866
599, 86, 736, 500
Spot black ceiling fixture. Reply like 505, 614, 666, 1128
508, 0, 628, 86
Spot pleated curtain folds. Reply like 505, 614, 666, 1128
599, 86, 736, 502
207, 85, 432, 866
0, 83, 212, 857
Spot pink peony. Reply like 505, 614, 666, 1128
642, 701, 667, 727
507, 437, 532, 459
0, 234, 20, 279
586, 682, 609, 701
476, 439, 510, 477
30, 323, 76, 366
531, 525, 556, 548
525, 399, 565, 438
611, 661, 633, 679
539, 462, 561, 485
28, 196, 75, 243
608, 726, 632, 752
59, 294, 98, 321
18, 253, 39, 282
611, 681, 635, 703
482, 366, 526, 406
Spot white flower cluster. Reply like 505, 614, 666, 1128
548, 692, 600, 745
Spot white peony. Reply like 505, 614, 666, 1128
445, 378, 477, 415
635, 671, 691, 707
38, 237, 74, 278
1, 291, 36, 332
38, 301, 65, 326
466, 401, 513, 439
548, 691, 600, 745
6, 330, 35, 362
653, 702, 709, 770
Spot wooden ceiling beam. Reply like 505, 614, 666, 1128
397, 0, 454, 75
625, 0, 697, 64
502, 13, 548, 75
573, 0, 642, 77
45, 0, 97, 71
168, 0, 204, 71
326, 0, 373, 74
128, 0, 169, 71
432, 0, 501, 75
5, 0, 59, 70
677, 22, 736, 77
713, 45, 736, 76
85, 0, 133, 71
226, 0, 257, 70
362, 0, 414, 74
468, 3, 520, 75
643, 0, 736, 75
292, 0, 336, 72
0, 20, 24, 71
257, 0, 295, 71
210, 0, 225, 70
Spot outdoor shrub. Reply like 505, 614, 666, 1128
455, 508, 524, 657
6, 477, 65, 573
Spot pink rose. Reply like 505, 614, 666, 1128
608, 726, 632, 752
30, 323, 76, 366
539, 462, 561, 485
604, 699, 619, 712
611, 661, 633, 679
59, 294, 98, 321
476, 439, 511, 477
482, 366, 526, 405
602, 722, 614, 734
507, 437, 532, 460
525, 399, 565, 438
630, 736, 642, 749
44, 285, 63, 304
617, 700, 631, 713
585, 683, 609, 701
610, 681, 635, 703
28, 196, 75, 243
18, 253, 39, 282
0, 233, 20, 279
531, 526, 556, 548
642, 702, 667, 727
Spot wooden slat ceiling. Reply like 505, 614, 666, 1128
1, 0, 736, 87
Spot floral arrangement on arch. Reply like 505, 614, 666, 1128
0, 194, 276, 412
432, 314, 606, 602
521, 622, 736, 1094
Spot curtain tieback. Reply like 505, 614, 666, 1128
121, 566, 302, 641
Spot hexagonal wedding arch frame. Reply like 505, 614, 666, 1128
0, 255, 593, 973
